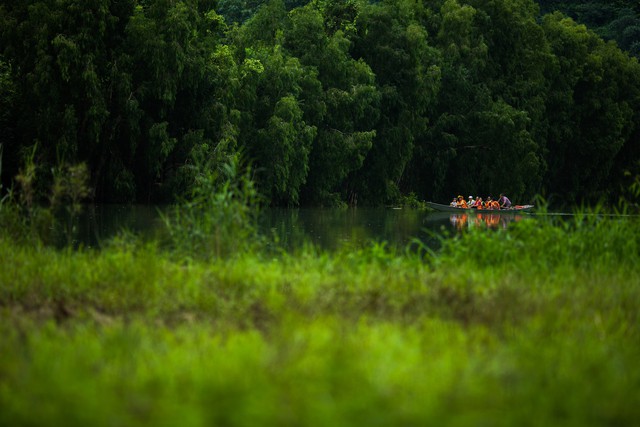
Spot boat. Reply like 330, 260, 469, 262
426, 201, 534, 213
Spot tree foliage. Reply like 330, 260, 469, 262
1, 0, 639, 206
542, 12, 640, 202
538, 0, 640, 57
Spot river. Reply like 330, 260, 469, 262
72, 205, 528, 251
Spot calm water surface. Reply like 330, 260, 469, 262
75, 205, 527, 250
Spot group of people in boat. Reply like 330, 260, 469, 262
450, 194, 511, 210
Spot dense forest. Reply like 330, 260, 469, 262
1, 0, 639, 206
538, 1, 640, 57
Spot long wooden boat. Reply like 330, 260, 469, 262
426, 201, 534, 213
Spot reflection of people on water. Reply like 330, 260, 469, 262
449, 213, 468, 230
485, 214, 500, 228
449, 212, 525, 230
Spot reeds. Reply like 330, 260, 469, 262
160, 151, 263, 260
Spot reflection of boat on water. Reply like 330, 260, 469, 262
426, 201, 534, 213
449, 212, 525, 230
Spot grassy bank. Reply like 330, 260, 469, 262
1, 214, 640, 426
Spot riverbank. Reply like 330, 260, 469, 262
1, 214, 639, 426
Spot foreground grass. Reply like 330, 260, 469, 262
1, 215, 639, 426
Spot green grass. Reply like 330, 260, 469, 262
1, 214, 640, 426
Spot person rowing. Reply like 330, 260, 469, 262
498, 193, 512, 209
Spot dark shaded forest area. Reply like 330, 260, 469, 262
1, 0, 639, 206
538, 0, 640, 57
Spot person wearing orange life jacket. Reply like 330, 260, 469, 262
485, 196, 500, 210
475, 196, 484, 209
484, 196, 492, 209
456, 195, 468, 208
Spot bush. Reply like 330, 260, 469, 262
161, 150, 262, 259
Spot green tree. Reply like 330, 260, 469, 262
416, 0, 548, 202
256, 95, 316, 204
411, 0, 488, 201
538, 1, 640, 57
351, 0, 441, 204
542, 12, 640, 202
217, 0, 266, 24
231, 4, 320, 205
121, 0, 225, 201
0, 57, 16, 190
217, 0, 312, 24
0, 0, 118, 197
283, 1, 380, 205
0, 1, 226, 202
